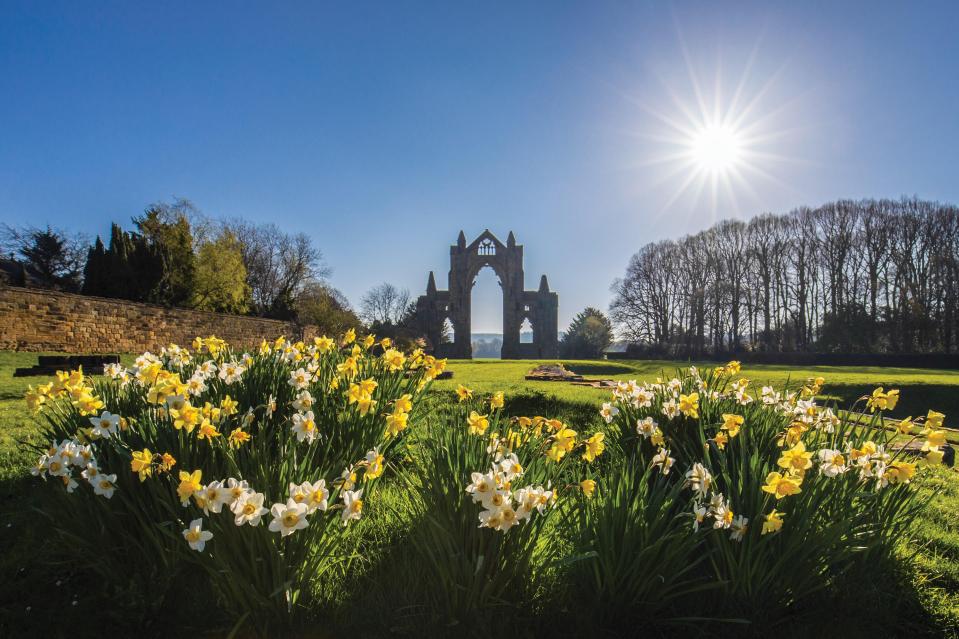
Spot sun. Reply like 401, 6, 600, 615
689, 123, 743, 175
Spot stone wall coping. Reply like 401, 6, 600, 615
0, 285, 291, 326
0, 285, 319, 353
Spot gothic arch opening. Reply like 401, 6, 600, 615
520, 317, 534, 343
442, 317, 455, 345
471, 265, 503, 358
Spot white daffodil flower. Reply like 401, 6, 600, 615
231, 492, 268, 527
89, 411, 120, 439
291, 410, 318, 444
340, 489, 364, 526
183, 518, 213, 551
93, 473, 117, 499
288, 368, 311, 390
269, 499, 310, 537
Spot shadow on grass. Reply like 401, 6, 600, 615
0, 472, 225, 638
339, 502, 947, 639
777, 551, 946, 639
562, 362, 636, 376
421, 390, 603, 430
822, 383, 959, 421
501, 391, 602, 426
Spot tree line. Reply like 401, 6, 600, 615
1, 199, 360, 332
610, 197, 959, 356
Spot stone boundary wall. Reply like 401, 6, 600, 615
0, 286, 316, 353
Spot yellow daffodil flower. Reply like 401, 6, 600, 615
721, 413, 744, 437
197, 420, 222, 441
356, 396, 377, 416
159, 453, 176, 473
228, 428, 251, 448
382, 349, 406, 371
777, 442, 813, 475
926, 410, 945, 430
713, 431, 729, 450
177, 469, 203, 504
359, 378, 378, 396
130, 449, 153, 482
456, 384, 473, 402
171, 403, 201, 433
761, 471, 802, 499
395, 394, 413, 413
337, 356, 358, 379
867, 387, 900, 412
579, 479, 596, 498
897, 416, 914, 435
25, 386, 46, 412
922, 429, 947, 452
385, 410, 409, 437
886, 461, 916, 484
582, 432, 605, 462
314, 335, 335, 352
679, 392, 699, 419
762, 509, 784, 535
220, 395, 239, 416
467, 411, 490, 436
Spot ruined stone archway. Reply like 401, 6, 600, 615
414, 230, 559, 359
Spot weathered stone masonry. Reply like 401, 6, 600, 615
0, 286, 316, 353
415, 230, 559, 359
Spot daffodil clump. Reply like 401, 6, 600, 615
27, 331, 445, 622
464, 412, 599, 533
405, 386, 602, 622
596, 362, 938, 618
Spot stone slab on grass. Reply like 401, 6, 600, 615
525, 363, 584, 382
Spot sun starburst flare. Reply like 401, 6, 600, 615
625, 38, 799, 222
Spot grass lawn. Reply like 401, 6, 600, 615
0, 351, 957, 635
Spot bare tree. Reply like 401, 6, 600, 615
360, 282, 411, 326
223, 220, 331, 318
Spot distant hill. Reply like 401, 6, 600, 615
470, 333, 624, 357
472, 333, 503, 358
470, 332, 535, 358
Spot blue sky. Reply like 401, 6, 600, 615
1, 1, 957, 332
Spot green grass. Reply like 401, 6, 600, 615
0, 352, 67, 491
1, 352, 958, 636
909, 468, 959, 632
437, 356, 959, 398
